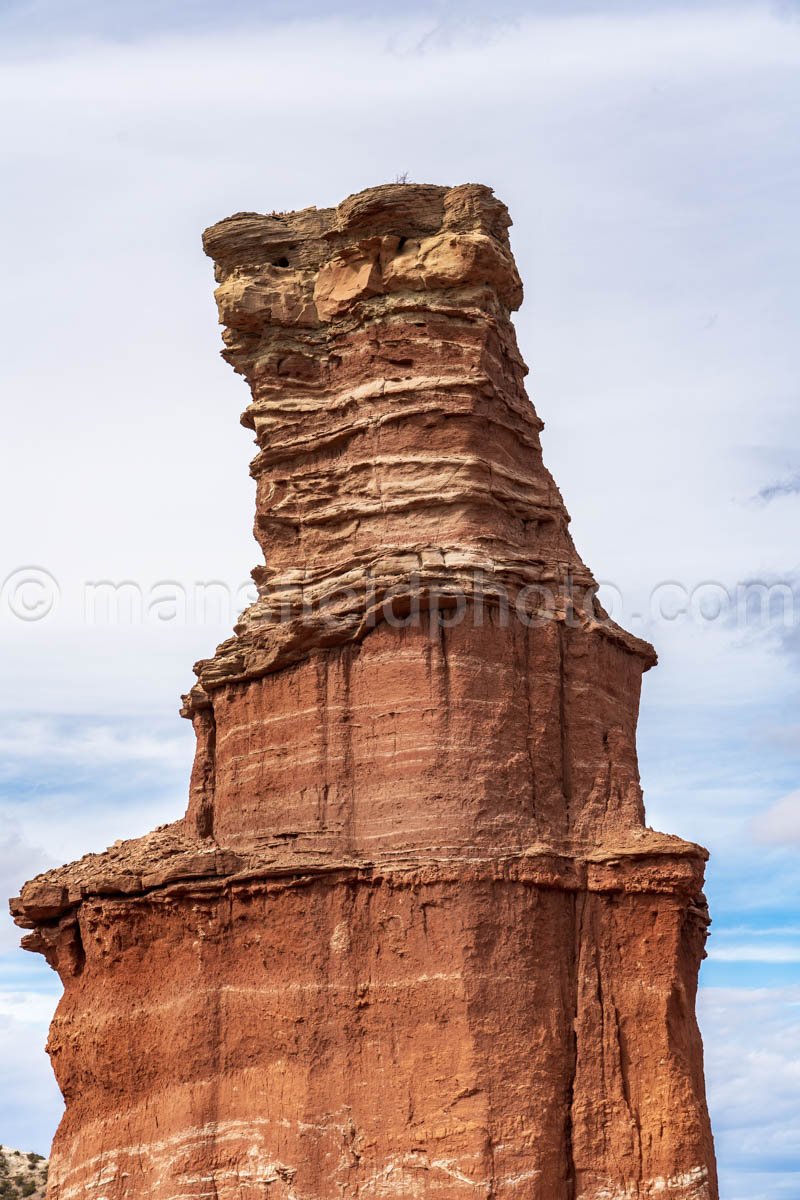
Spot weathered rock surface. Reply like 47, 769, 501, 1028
12, 183, 718, 1200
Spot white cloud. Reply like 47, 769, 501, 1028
700, 986, 800, 1192
0, 991, 59, 1028
0, 716, 192, 957
753, 789, 800, 844
0, 729, 190, 915
0, 833, 53, 952
0, 716, 187, 770
0, 1004, 62, 1155
708, 943, 800, 963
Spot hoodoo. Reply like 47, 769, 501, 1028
13, 183, 718, 1200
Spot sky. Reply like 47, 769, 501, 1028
0, 0, 798, 1193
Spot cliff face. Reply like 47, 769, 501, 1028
12, 183, 718, 1200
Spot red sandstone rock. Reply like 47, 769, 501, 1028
12, 183, 718, 1200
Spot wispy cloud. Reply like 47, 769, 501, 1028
708, 943, 800, 963
0, 991, 59, 1027
0, 714, 191, 959
0, 0, 743, 51
753, 789, 800, 844
0, 1002, 62, 1154
0, 715, 188, 772
700, 986, 800, 1194
755, 473, 800, 504
0, 832, 53, 951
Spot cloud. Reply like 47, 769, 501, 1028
0, 0, 742, 50
708, 943, 800, 963
0, 716, 188, 771
0, 1000, 62, 1156
0, 716, 191, 874
0, 991, 59, 1027
700, 986, 800, 1194
0, 832, 53, 951
753, 789, 800, 844
755, 473, 800, 503
0, 714, 193, 964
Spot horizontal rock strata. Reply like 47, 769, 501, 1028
13, 183, 718, 1200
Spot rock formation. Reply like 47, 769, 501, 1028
12, 183, 718, 1200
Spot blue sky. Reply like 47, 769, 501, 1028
0, 1, 798, 1194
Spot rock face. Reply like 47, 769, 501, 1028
12, 184, 718, 1200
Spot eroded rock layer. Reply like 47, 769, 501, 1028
12, 183, 718, 1200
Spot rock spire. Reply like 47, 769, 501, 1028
12, 183, 717, 1200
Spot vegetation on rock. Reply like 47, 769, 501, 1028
0, 1148, 47, 1200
